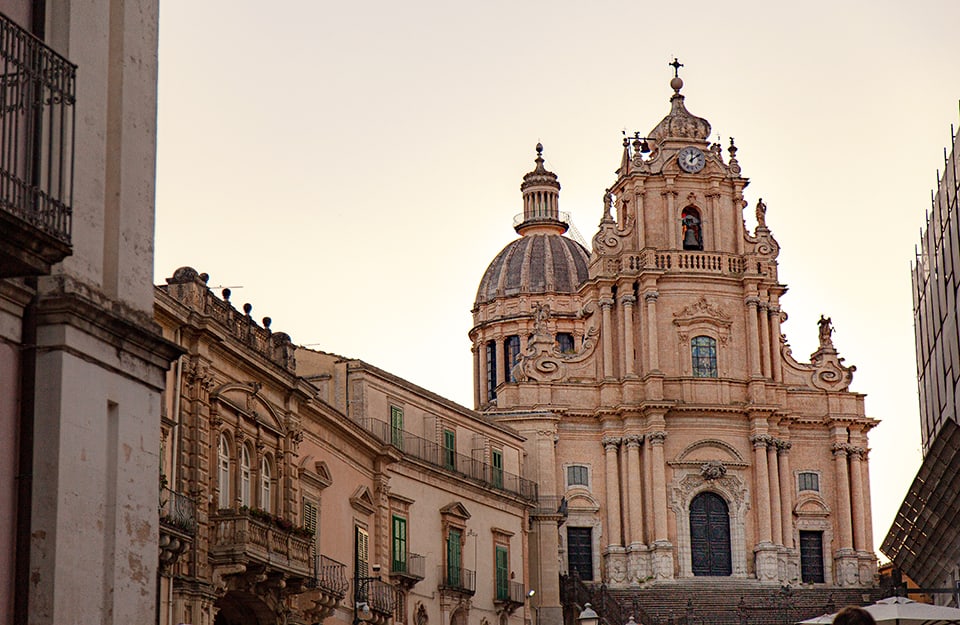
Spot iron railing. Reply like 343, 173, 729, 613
497, 579, 526, 603
392, 552, 425, 580
0, 10, 75, 244
355, 577, 396, 615
355, 417, 538, 500
312, 554, 348, 596
438, 565, 476, 594
159, 487, 196, 535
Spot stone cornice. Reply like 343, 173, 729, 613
36, 275, 183, 390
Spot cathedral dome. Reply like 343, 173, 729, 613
474, 233, 589, 307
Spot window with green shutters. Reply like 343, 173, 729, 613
392, 515, 407, 573
491, 449, 503, 488
495, 545, 509, 600
443, 429, 456, 471
390, 406, 404, 450
447, 528, 461, 586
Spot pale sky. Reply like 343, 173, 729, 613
154, 0, 960, 557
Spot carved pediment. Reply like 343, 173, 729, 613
350, 486, 376, 515
211, 381, 284, 434
794, 493, 830, 518
673, 296, 731, 324
440, 501, 471, 521
299, 457, 333, 491
674, 438, 745, 464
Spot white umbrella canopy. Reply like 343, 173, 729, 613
797, 597, 960, 625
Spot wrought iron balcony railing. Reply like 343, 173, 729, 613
437, 565, 476, 595
159, 487, 196, 535
310, 554, 348, 596
391, 552, 425, 580
0, 11, 75, 252
355, 417, 538, 501
355, 576, 396, 615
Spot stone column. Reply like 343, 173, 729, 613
848, 447, 867, 552
602, 436, 623, 547
860, 448, 874, 554
600, 297, 615, 379
751, 434, 772, 543
645, 292, 660, 371
758, 302, 771, 378
620, 294, 637, 377
769, 305, 783, 383
624, 435, 644, 546
766, 440, 782, 546
745, 297, 762, 377
665, 189, 678, 245
648, 431, 668, 542
833, 443, 854, 551
777, 440, 794, 549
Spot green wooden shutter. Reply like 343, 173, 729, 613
390, 406, 404, 450
495, 545, 509, 600
492, 449, 503, 488
392, 515, 407, 573
447, 528, 461, 586
443, 429, 456, 471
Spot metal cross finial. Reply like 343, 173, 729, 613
670, 58, 684, 78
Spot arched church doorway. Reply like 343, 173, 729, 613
689, 491, 732, 576
214, 590, 276, 625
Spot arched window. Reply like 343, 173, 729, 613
260, 456, 272, 513
681, 207, 703, 250
691, 335, 718, 378
218, 434, 231, 509
504, 335, 521, 382
240, 445, 252, 507
485, 340, 497, 401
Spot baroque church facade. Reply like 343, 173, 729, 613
471, 71, 877, 624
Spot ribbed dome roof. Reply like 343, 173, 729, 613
474, 233, 589, 307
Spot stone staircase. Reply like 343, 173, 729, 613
599, 580, 886, 625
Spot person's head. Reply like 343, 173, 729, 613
833, 606, 876, 625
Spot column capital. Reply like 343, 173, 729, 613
619, 294, 637, 307
750, 433, 771, 448
775, 439, 792, 453
832, 442, 850, 457
848, 446, 867, 459
601, 436, 622, 450
644, 291, 660, 304
647, 430, 667, 445
624, 434, 644, 448
599, 297, 615, 308
744, 295, 761, 307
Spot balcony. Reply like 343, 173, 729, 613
159, 487, 195, 571
355, 417, 538, 501
391, 552, 425, 589
301, 555, 348, 623
495, 580, 526, 614
438, 565, 476, 596
355, 576, 397, 625
209, 509, 313, 580
0, 11, 76, 278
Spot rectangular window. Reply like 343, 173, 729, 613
567, 465, 589, 488
447, 528, 462, 587
491, 449, 503, 489
390, 405, 404, 450
556, 332, 576, 354
392, 515, 407, 573
443, 429, 456, 471
495, 545, 509, 601
798, 472, 820, 492
691, 335, 718, 378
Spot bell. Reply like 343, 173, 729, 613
683, 227, 701, 250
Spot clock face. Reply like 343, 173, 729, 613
678, 146, 705, 173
